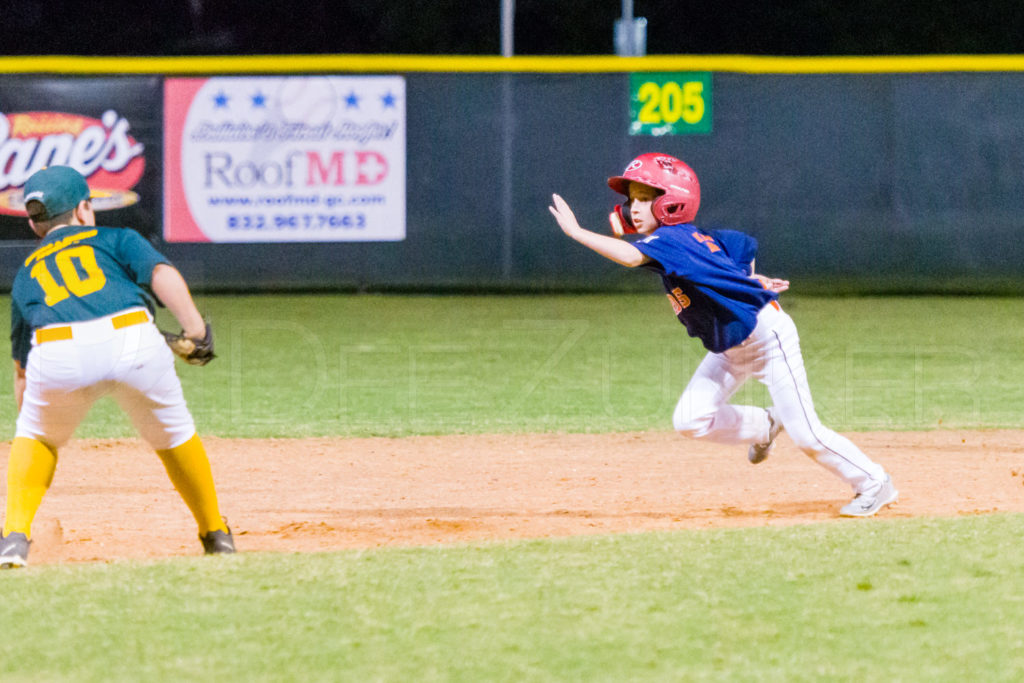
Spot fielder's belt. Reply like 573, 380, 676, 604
34, 310, 150, 345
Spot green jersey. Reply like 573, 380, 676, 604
10, 225, 169, 366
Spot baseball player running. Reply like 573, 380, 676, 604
0, 165, 234, 569
549, 152, 897, 517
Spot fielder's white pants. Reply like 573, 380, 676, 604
672, 303, 886, 494
16, 308, 197, 451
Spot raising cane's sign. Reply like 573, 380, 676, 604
0, 110, 146, 216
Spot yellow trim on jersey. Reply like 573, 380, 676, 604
23, 229, 98, 267
2, 54, 1024, 75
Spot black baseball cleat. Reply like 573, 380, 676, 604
200, 528, 236, 555
0, 532, 30, 569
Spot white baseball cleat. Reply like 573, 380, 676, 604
0, 532, 30, 569
748, 408, 782, 464
840, 475, 899, 517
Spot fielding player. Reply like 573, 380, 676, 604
549, 152, 897, 517
0, 166, 234, 568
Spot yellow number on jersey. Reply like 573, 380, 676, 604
29, 245, 107, 306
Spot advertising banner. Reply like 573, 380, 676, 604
0, 77, 162, 241
164, 76, 406, 243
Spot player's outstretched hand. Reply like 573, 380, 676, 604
753, 274, 790, 293
549, 194, 584, 238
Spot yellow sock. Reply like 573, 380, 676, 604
4, 437, 58, 539
156, 434, 228, 535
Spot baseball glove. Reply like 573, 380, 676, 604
162, 321, 216, 366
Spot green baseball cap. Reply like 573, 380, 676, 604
22, 165, 92, 221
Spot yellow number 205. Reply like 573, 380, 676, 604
29, 245, 107, 306
637, 80, 706, 126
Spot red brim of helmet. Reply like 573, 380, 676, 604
607, 176, 630, 194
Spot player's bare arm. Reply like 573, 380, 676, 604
151, 264, 206, 338
549, 194, 650, 267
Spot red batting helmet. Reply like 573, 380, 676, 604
607, 153, 701, 225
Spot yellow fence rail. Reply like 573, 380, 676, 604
2, 54, 1024, 75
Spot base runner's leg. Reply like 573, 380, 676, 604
3, 437, 58, 538
761, 313, 886, 494
673, 351, 769, 445
156, 434, 229, 535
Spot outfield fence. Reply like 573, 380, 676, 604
0, 56, 1022, 293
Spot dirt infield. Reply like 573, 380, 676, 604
8, 429, 1024, 565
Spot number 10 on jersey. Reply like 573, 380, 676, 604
629, 72, 712, 136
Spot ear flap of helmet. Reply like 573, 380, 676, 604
652, 194, 698, 226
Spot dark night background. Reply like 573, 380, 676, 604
4, 1, 1024, 56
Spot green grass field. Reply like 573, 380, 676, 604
2, 516, 1023, 681
1, 293, 1023, 681
0, 293, 1018, 439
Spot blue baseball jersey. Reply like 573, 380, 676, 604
11, 225, 169, 366
632, 224, 778, 353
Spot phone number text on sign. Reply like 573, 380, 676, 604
226, 213, 367, 231
629, 72, 712, 136
165, 76, 406, 243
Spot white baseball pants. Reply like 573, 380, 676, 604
16, 308, 196, 451
672, 303, 886, 494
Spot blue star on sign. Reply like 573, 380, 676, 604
213, 91, 230, 108
251, 92, 267, 108
345, 91, 360, 109
380, 91, 397, 109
